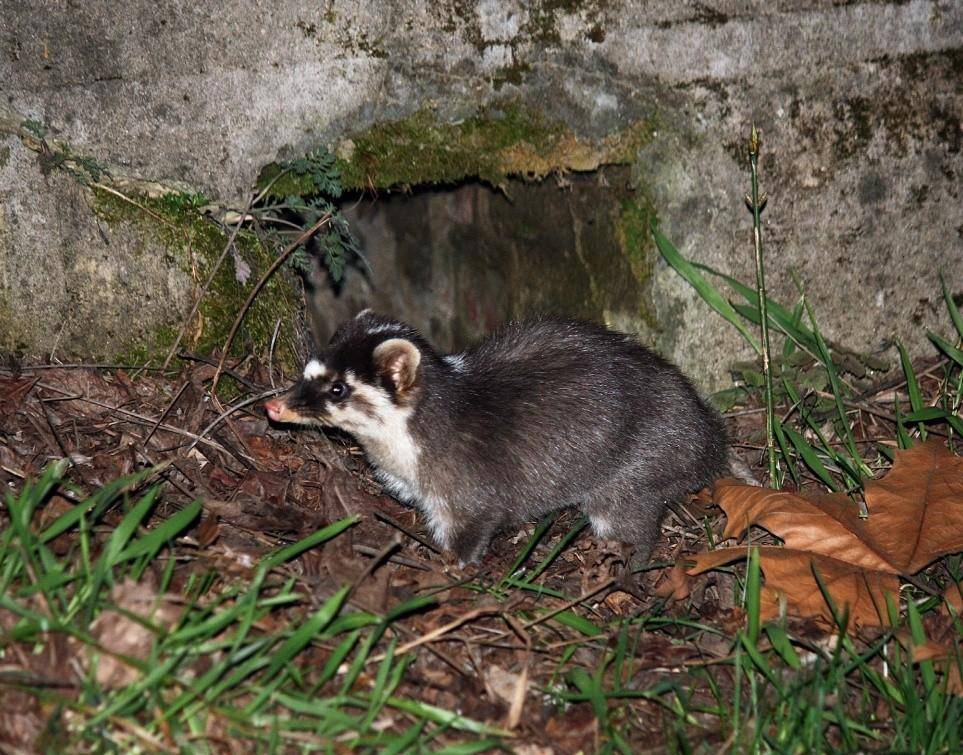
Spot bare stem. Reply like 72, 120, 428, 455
748, 126, 778, 488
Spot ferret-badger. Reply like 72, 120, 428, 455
265, 311, 728, 564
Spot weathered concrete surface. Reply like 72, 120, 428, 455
1, 0, 961, 385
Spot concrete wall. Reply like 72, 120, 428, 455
2, 0, 960, 384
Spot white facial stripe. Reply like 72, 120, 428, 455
444, 353, 467, 373
355, 308, 373, 319
366, 323, 405, 336
303, 359, 327, 380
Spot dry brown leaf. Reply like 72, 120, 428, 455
949, 663, 963, 697
714, 440, 963, 576
689, 546, 899, 627
907, 638, 963, 696
483, 665, 527, 709
88, 578, 183, 689
194, 511, 221, 548
0, 377, 36, 417
714, 480, 894, 573
652, 560, 693, 601
862, 440, 963, 573
911, 640, 952, 663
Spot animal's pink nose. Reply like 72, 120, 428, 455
264, 399, 284, 422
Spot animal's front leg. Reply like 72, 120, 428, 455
448, 515, 501, 567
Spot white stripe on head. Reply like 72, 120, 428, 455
303, 359, 327, 380
443, 353, 468, 373
366, 323, 406, 336
355, 308, 373, 319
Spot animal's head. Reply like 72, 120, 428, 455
265, 311, 429, 439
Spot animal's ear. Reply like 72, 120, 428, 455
373, 338, 421, 393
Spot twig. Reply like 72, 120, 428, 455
90, 182, 179, 230
373, 509, 441, 554
352, 543, 430, 570
347, 534, 402, 598
141, 381, 189, 448
210, 213, 332, 395
183, 388, 284, 455
1, 363, 168, 372
176, 352, 259, 391
163, 195, 256, 369
500, 612, 532, 731
522, 577, 616, 631
389, 605, 501, 658
268, 318, 282, 390
33, 381, 245, 459
39, 400, 71, 458
747, 125, 777, 488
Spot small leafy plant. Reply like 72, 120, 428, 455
258, 146, 361, 283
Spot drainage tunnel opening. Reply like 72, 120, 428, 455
304, 167, 655, 353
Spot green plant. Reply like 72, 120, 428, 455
0, 462, 504, 751
256, 146, 362, 283
652, 220, 962, 492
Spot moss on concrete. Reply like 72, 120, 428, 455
616, 195, 659, 327
90, 188, 303, 369
259, 103, 651, 194
339, 103, 649, 189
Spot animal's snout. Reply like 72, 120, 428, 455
264, 398, 285, 422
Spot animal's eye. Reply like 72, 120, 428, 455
329, 381, 350, 400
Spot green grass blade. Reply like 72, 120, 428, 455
900, 406, 963, 435
940, 271, 963, 340
906, 598, 938, 707
118, 499, 202, 564
384, 696, 512, 736
434, 740, 506, 754
772, 419, 799, 487
928, 331, 963, 367
550, 610, 603, 637
805, 306, 865, 475
382, 721, 426, 754
526, 517, 588, 582
99, 486, 162, 570
738, 632, 778, 686
314, 630, 362, 689
383, 593, 438, 623
894, 397, 913, 450
693, 261, 819, 354
361, 641, 409, 732
764, 624, 801, 669
260, 515, 359, 571
245, 585, 350, 713
780, 424, 839, 491
571, 667, 608, 722
500, 513, 555, 585
40, 466, 162, 544
898, 340, 926, 440
746, 547, 761, 643
652, 223, 760, 352
897, 341, 924, 413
